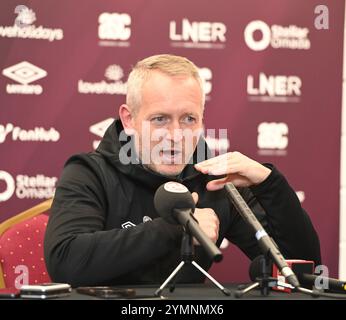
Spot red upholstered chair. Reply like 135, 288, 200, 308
0, 199, 53, 289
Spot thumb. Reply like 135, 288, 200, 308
191, 192, 199, 205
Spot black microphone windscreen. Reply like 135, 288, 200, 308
154, 182, 195, 224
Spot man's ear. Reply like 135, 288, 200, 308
119, 104, 135, 135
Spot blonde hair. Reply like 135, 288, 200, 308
126, 54, 205, 114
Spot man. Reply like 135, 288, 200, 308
44, 54, 321, 287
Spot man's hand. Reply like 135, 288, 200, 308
194, 151, 271, 191
191, 192, 219, 244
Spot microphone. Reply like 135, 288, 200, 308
250, 255, 346, 294
154, 181, 223, 262
298, 274, 346, 294
224, 182, 300, 288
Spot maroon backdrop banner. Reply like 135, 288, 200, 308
0, 0, 344, 281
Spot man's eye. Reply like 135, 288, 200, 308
182, 116, 196, 124
151, 116, 167, 124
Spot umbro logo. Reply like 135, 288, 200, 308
3, 61, 47, 85
121, 221, 136, 229
2, 61, 47, 95
121, 217, 152, 229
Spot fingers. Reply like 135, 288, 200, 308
195, 152, 243, 175
195, 153, 231, 170
191, 192, 199, 205
207, 163, 242, 176
206, 174, 253, 190
195, 151, 268, 189
193, 208, 220, 244
206, 177, 228, 191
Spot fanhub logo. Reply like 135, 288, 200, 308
244, 20, 310, 51
98, 12, 131, 47
0, 171, 56, 202
0, 5, 63, 42
170, 18, 226, 49
2, 61, 47, 95
78, 65, 127, 95
247, 72, 302, 103
0, 123, 60, 143
257, 122, 288, 156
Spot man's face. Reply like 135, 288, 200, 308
129, 71, 204, 177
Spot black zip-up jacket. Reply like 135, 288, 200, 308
44, 119, 321, 287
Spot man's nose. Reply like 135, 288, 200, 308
166, 121, 184, 143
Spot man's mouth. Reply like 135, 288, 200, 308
159, 149, 183, 164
